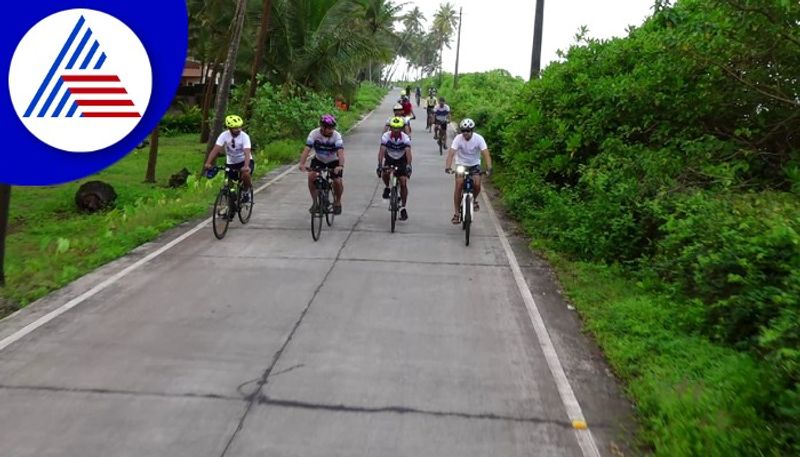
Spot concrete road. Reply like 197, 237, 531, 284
0, 91, 633, 456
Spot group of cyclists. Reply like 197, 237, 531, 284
205, 87, 492, 230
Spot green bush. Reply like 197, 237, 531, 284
160, 104, 202, 135
491, 0, 800, 453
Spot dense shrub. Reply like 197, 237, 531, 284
486, 0, 799, 454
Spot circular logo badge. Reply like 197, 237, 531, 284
9, 9, 152, 153
1, 0, 187, 185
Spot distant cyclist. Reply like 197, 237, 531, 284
433, 97, 451, 141
298, 114, 345, 215
415, 86, 421, 106
424, 93, 437, 131
204, 114, 253, 200
445, 118, 493, 224
378, 117, 413, 221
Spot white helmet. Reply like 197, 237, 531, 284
459, 118, 475, 131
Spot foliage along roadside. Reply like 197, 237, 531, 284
2, 83, 387, 311
423, 0, 799, 454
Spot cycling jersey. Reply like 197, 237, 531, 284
451, 132, 487, 167
215, 130, 252, 165
434, 104, 451, 122
381, 131, 411, 160
306, 128, 344, 164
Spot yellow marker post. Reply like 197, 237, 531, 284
572, 419, 588, 430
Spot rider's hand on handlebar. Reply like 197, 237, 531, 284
445, 167, 453, 174
299, 164, 307, 172
376, 166, 383, 178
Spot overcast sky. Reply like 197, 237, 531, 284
397, 0, 655, 80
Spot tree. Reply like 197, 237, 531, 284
206, 0, 248, 157
144, 126, 160, 183
242, 0, 273, 120
0, 184, 9, 286
432, 2, 458, 82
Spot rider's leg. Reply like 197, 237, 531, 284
308, 172, 318, 199
453, 176, 464, 214
399, 176, 409, 206
333, 178, 343, 205
382, 171, 390, 187
473, 174, 482, 198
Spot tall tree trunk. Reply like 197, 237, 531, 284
144, 126, 160, 183
200, 63, 220, 144
243, 0, 272, 120
0, 184, 9, 286
206, 0, 248, 157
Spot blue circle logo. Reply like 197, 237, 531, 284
1, 1, 187, 185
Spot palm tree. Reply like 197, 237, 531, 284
432, 2, 458, 81
206, 0, 248, 156
264, 0, 398, 95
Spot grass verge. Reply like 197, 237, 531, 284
493, 166, 781, 456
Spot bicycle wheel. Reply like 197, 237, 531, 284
463, 194, 472, 246
324, 187, 335, 226
212, 190, 231, 239
311, 194, 323, 241
390, 185, 398, 233
237, 185, 253, 224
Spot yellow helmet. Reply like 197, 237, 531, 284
225, 114, 243, 129
389, 116, 405, 129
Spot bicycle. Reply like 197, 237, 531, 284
435, 121, 448, 155
309, 165, 335, 241
383, 165, 401, 233
447, 165, 487, 246
206, 165, 254, 240
426, 111, 433, 132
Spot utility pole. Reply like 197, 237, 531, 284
453, 7, 463, 90
530, 0, 545, 79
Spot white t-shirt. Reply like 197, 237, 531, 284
451, 132, 488, 167
381, 131, 411, 160
215, 131, 252, 164
434, 104, 451, 122
306, 128, 344, 164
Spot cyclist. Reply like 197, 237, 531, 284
414, 86, 421, 106
298, 114, 345, 215
204, 114, 253, 200
424, 93, 437, 132
384, 103, 411, 135
401, 95, 415, 121
433, 97, 451, 141
445, 118, 493, 224
378, 117, 413, 221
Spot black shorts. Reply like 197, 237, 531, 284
455, 164, 481, 176
310, 158, 343, 178
383, 156, 409, 177
227, 159, 255, 180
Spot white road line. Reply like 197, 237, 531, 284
482, 194, 603, 457
0, 165, 296, 353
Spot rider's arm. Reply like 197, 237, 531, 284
243, 148, 252, 171
205, 144, 222, 168
406, 146, 412, 165
336, 148, 345, 169
482, 148, 492, 171
445, 147, 456, 170
298, 146, 311, 171
378, 145, 386, 167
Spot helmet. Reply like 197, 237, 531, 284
320, 114, 337, 127
459, 118, 476, 131
393, 103, 403, 111
389, 117, 405, 129
225, 114, 243, 129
